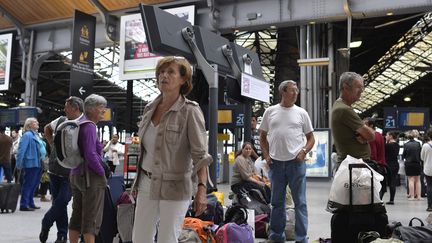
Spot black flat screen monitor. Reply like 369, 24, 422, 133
192, 26, 231, 74
139, 4, 195, 61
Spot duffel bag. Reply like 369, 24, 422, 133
391, 217, 432, 243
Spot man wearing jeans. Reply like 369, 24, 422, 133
259, 80, 315, 243
40, 96, 84, 243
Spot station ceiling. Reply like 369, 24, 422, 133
0, 0, 431, 131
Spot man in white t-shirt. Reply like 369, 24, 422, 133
259, 80, 315, 243
40, 96, 84, 243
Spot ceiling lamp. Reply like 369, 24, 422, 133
403, 96, 411, 102
0, 102, 8, 107
349, 40, 362, 48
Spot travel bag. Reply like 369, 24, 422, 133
0, 182, 21, 213
331, 163, 388, 243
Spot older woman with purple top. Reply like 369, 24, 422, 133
68, 94, 107, 243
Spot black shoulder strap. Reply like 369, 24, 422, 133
55, 116, 67, 132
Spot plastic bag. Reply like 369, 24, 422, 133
327, 155, 384, 212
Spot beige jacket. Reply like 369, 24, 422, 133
132, 95, 212, 200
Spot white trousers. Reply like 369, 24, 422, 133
132, 174, 190, 243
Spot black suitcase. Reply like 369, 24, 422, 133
331, 163, 389, 243
0, 183, 21, 213
95, 186, 118, 243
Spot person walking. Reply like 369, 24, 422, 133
40, 96, 84, 243
259, 80, 315, 243
131, 56, 211, 243
103, 134, 124, 173
68, 94, 108, 243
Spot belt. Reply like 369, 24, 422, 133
142, 169, 152, 178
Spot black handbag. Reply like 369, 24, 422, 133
391, 217, 432, 243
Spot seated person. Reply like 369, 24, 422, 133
231, 142, 271, 203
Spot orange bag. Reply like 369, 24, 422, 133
183, 217, 216, 243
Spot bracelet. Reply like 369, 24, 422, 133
198, 182, 207, 189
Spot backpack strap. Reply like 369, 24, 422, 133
54, 116, 67, 132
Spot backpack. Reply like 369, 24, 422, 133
186, 194, 224, 225
54, 119, 93, 169
49, 116, 70, 177
215, 223, 254, 243
183, 217, 216, 243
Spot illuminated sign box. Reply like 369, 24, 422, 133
384, 107, 429, 131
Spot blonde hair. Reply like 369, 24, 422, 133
23, 117, 38, 132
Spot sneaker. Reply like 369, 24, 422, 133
386, 201, 394, 205
39, 228, 49, 243
30, 205, 41, 209
54, 235, 67, 243
427, 207, 432, 212
408, 197, 416, 201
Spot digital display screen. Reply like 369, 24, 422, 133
0, 109, 16, 126
399, 112, 425, 127
218, 110, 232, 124
101, 107, 112, 122
384, 107, 429, 131
17, 108, 37, 125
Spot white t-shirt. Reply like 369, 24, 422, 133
421, 142, 432, 176
259, 104, 314, 161
141, 122, 158, 172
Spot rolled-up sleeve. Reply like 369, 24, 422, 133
79, 123, 105, 176
187, 105, 212, 175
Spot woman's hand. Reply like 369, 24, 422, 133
193, 187, 207, 216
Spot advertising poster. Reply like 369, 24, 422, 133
305, 129, 331, 177
0, 33, 13, 91
119, 5, 195, 80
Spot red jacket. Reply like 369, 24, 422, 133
369, 131, 386, 165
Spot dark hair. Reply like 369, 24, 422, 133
155, 56, 193, 95
387, 131, 397, 140
235, 142, 253, 158
427, 128, 432, 140
66, 96, 84, 112
364, 117, 376, 128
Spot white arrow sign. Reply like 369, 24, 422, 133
79, 87, 86, 95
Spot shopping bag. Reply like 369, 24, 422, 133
327, 155, 384, 213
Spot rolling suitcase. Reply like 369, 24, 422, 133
95, 186, 118, 243
331, 163, 388, 243
0, 183, 21, 213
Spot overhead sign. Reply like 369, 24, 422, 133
119, 6, 195, 80
384, 107, 430, 131
240, 72, 270, 103
0, 33, 13, 91
70, 10, 95, 99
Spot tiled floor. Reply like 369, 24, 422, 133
1, 179, 430, 242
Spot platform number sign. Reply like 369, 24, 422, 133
236, 113, 244, 127
385, 115, 396, 129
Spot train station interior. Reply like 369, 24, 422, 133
1, 0, 432, 242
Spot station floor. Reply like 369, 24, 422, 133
1, 179, 431, 243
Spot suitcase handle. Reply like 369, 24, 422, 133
348, 163, 374, 206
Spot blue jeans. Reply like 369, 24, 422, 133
268, 159, 308, 243
20, 167, 42, 208
42, 173, 72, 238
